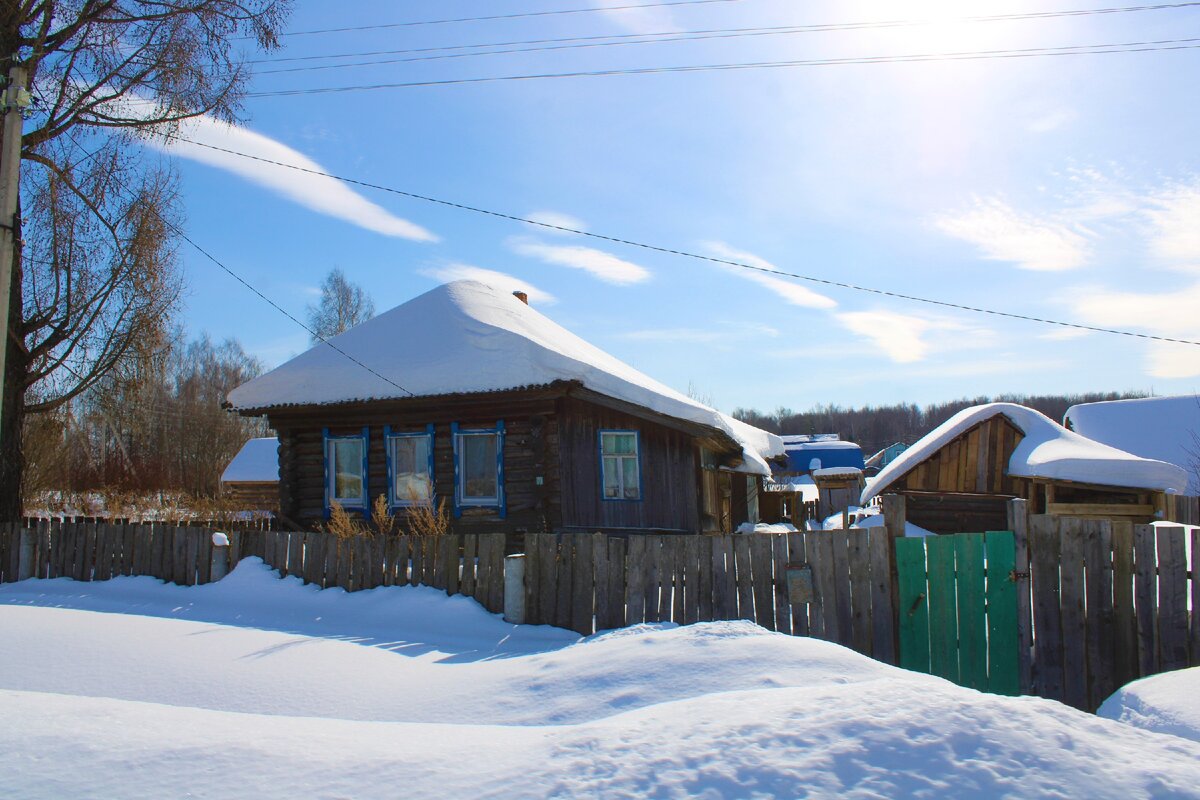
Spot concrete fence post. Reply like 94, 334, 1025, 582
17, 528, 34, 580
210, 532, 231, 582
504, 553, 526, 625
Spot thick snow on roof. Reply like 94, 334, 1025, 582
221, 438, 280, 483
862, 402, 1189, 504
1065, 395, 1200, 494
228, 281, 783, 474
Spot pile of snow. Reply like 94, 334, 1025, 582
1066, 395, 1200, 494
227, 281, 782, 474
220, 437, 280, 483
765, 473, 819, 502
1099, 667, 1200, 743
735, 522, 798, 534
3, 561, 1200, 797
863, 402, 1189, 504
812, 466, 863, 479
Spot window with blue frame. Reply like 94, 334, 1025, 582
386, 426, 434, 508
324, 428, 369, 511
453, 421, 505, 514
600, 430, 641, 501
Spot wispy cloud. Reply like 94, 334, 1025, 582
591, 0, 678, 33
933, 197, 1089, 271
618, 321, 780, 344
151, 115, 437, 242
1144, 184, 1200, 266
509, 237, 651, 285
422, 263, 556, 304
1070, 282, 1200, 378
701, 241, 838, 309
525, 210, 586, 235
835, 310, 938, 363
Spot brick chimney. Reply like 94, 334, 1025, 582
513, 290, 529, 305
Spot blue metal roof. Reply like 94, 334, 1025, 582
777, 440, 865, 474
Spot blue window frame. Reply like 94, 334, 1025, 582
385, 424, 435, 509
451, 421, 505, 518
599, 430, 642, 502
323, 427, 370, 516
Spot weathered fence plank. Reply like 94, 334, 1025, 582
848, 530, 872, 659
1133, 524, 1158, 678
1156, 526, 1188, 672
1082, 521, 1114, 710
607, 537, 627, 630
751, 534, 775, 631
593, 533, 611, 631
1030, 515, 1064, 701
1059, 521, 1088, 710
1110, 520, 1137, 692
830, 531, 853, 649
771, 534, 790, 635
868, 528, 893, 663
733, 535, 755, 623
571, 534, 594, 635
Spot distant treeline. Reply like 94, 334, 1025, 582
732, 392, 1148, 458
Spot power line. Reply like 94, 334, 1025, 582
264, 0, 749, 39
248, 2, 1200, 75
160, 133, 1200, 348
245, 37, 1200, 97
260, 0, 1200, 39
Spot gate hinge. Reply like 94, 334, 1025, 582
1008, 569, 1029, 582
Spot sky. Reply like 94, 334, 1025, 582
145, 0, 1200, 416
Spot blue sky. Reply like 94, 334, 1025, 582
154, 0, 1200, 415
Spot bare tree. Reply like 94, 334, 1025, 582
307, 267, 375, 341
2, 0, 292, 518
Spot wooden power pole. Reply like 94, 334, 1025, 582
0, 61, 30, 445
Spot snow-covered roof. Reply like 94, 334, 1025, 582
1065, 395, 1200, 495
228, 281, 784, 475
221, 438, 280, 484
862, 402, 1189, 504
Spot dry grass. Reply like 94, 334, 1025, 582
405, 496, 449, 537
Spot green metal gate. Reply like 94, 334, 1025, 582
894, 531, 1019, 695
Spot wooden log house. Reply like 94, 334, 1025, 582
226, 281, 783, 535
860, 403, 1189, 534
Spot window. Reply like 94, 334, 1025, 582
600, 430, 641, 501
386, 426, 434, 508
452, 421, 505, 516
324, 428, 368, 512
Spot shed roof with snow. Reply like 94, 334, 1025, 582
1064, 395, 1200, 495
220, 437, 280, 484
862, 402, 1188, 505
227, 280, 783, 474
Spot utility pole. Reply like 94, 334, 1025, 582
0, 61, 30, 446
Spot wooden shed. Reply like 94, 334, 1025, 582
861, 403, 1189, 534
220, 437, 280, 513
226, 281, 782, 535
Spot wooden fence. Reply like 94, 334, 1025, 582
3, 497, 1198, 713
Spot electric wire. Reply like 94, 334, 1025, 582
160, 133, 1200, 348
261, 0, 749, 39
245, 37, 1200, 97
248, 2, 1200, 75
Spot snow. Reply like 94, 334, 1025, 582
1066, 395, 1200, 494
1099, 668, 1200, 743
227, 281, 782, 474
2, 562, 1199, 798
765, 473, 820, 502
211, 531, 229, 547
863, 402, 1190, 504
812, 466, 864, 478
220, 437, 280, 483
735, 522, 798, 534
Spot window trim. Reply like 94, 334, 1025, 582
384, 424, 435, 511
451, 421, 506, 518
323, 426, 370, 518
599, 429, 643, 503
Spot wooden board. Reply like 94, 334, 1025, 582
788, 532, 810, 637
1082, 521, 1114, 710
984, 530, 1019, 696
750, 535, 775, 631
895, 536, 930, 675
715, 536, 738, 621
830, 531, 853, 648
697, 535, 714, 623
644, 536, 662, 623
954, 532, 988, 692
1059, 521, 1088, 710
1110, 521, 1137, 690
1133, 524, 1158, 678
571, 534, 595, 635
733, 535, 756, 623
553, 535, 573, 628
607, 537, 627, 629
593, 533, 610, 631
683, 535, 701, 626
1030, 515, 1064, 701
771, 534, 791, 635
1156, 526, 1188, 672
1193, 528, 1200, 667
539, 535, 560, 627
868, 528, 894, 663
847, 530, 872, 658
807, 532, 831, 640
925, 534, 959, 683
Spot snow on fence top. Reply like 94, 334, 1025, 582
861, 402, 1189, 504
1065, 394, 1200, 494
227, 281, 783, 474
220, 438, 280, 484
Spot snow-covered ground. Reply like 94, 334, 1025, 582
1099, 667, 1200, 744
2, 561, 1199, 798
